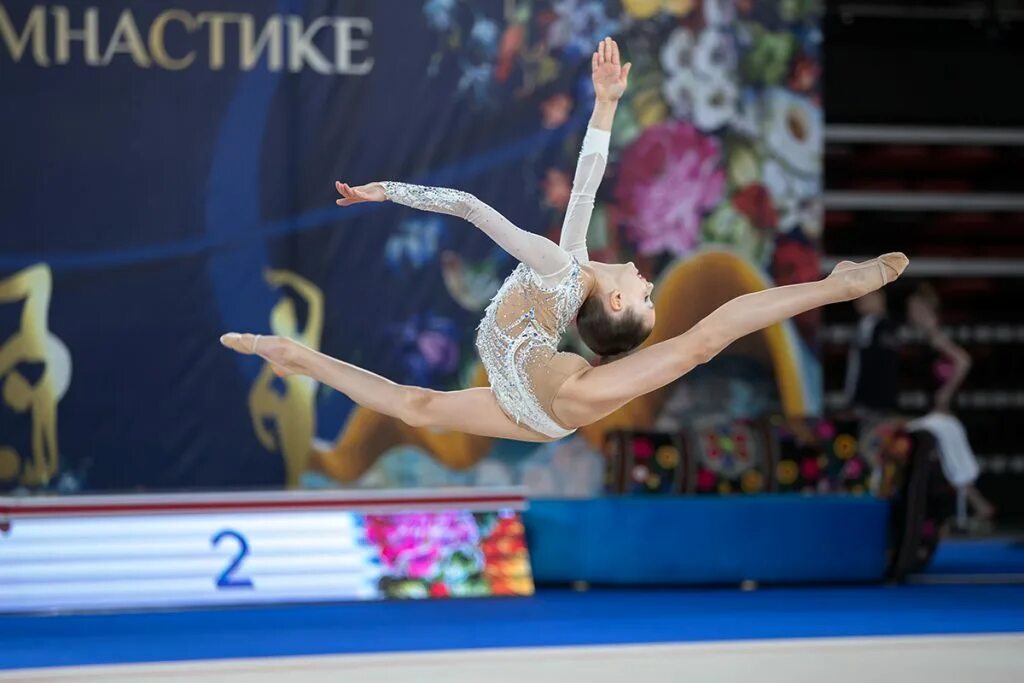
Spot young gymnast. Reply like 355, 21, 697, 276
221, 37, 907, 444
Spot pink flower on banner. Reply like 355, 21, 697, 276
365, 512, 480, 580
845, 459, 864, 480
800, 458, 821, 482
632, 437, 655, 458
697, 468, 717, 491
815, 420, 836, 440
416, 330, 459, 371
615, 122, 725, 257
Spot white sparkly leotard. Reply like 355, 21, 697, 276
380, 126, 610, 438
473, 259, 588, 437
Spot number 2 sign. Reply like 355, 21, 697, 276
211, 529, 254, 589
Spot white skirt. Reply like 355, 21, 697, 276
907, 412, 980, 488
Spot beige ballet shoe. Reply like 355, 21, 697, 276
831, 252, 909, 298
220, 332, 260, 354
221, 333, 299, 378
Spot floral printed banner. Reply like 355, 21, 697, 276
419, 0, 823, 266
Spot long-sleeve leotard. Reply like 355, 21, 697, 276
379, 125, 609, 281
558, 126, 610, 263
379, 182, 573, 288
378, 126, 610, 437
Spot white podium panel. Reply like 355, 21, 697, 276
0, 489, 532, 613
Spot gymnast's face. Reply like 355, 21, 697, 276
607, 262, 657, 329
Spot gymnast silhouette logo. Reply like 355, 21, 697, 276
247, 269, 323, 488
0, 265, 72, 487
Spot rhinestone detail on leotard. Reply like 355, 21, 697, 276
474, 260, 585, 438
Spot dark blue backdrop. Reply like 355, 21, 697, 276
0, 0, 588, 491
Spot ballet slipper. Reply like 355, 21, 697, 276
219, 332, 259, 354
221, 332, 298, 378
830, 252, 909, 299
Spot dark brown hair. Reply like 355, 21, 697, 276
576, 296, 652, 357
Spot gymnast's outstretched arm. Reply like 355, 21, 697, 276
334, 180, 573, 286
558, 37, 630, 262
552, 255, 910, 428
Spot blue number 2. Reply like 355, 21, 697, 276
211, 530, 254, 589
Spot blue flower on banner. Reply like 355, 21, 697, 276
385, 217, 443, 271
548, 0, 619, 59
458, 61, 492, 91
390, 314, 462, 386
469, 17, 499, 57
423, 0, 456, 31
457, 62, 494, 102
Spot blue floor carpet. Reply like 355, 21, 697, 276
3, 584, 1024, 671
926, 538, 1024, 575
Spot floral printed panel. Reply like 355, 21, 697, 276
421, 0, 822, 279
364, 510, 533, 598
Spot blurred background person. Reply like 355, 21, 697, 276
843, 289, 901, 417
906, 283, 996, 529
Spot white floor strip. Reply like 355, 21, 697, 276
819, 256, 1024, 277
4, 634, 1024, 683
823, 191, 1024, 212
826, 125, 1024, 146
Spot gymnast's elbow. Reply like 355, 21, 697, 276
457, 193, 487, 221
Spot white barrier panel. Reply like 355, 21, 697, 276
0, 488, 532, 613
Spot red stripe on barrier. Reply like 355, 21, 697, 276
0, 495, 524, 519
